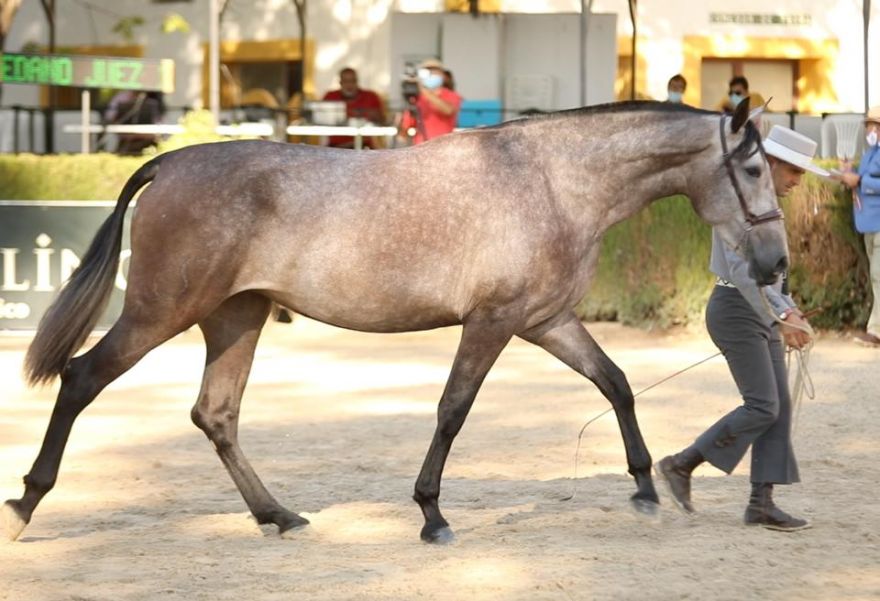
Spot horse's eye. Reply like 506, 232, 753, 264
745, 166, 761, 178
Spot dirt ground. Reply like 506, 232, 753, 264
1, 317, 878, 601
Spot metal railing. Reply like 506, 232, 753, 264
0, 104, 868, 157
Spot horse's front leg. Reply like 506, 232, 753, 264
413, 315, 514, 544
520, 311, 660, 515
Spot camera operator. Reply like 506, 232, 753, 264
398, 58, 462, 145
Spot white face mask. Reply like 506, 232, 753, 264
867, 131, 878, 147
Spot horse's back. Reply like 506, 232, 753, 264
130, 138, 580, 332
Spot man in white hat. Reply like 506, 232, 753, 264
656, 125, 828, 532
832, 106, 880, 345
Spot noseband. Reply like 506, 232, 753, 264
719, 116, 784, 229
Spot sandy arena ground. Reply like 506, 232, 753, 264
1, 317, 879, 601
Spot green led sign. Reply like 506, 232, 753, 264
0, 53, 174, 93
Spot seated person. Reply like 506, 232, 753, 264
322, 67, 385, 148
666, 74, 687, 104
717, 75, 765, 113
103, 90, 165, 155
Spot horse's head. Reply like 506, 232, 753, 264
688, 98, 788, 286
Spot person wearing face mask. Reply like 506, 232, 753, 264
832, 106, 880, 345
398, 58, 462, 145
656, 126, 829, 532
322, 67, 386, 148
718, 75, 765, 114
666, 74, 687, 104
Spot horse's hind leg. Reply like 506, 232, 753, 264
414, 316, 514, 543
2, 315, 187, 540
192, 292, 307, 536
520, 311, 659, 515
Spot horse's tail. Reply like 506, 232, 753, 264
24, 154, 166, 387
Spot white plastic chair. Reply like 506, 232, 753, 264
833, 117, 864, 160
821, 114, 864, 160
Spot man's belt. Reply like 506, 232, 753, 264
715, 277, 737, 288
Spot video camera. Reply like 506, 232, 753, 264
401, 63, 421, 104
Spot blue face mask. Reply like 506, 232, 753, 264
667, 91, 683, 103
867, 131, 878, 147
420, 72, 444, 90
729, 93, 744, 107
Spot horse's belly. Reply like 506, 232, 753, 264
261, 265, 467, 333
271, 288, 462, 333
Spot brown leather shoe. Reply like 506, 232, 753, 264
655, 455, 696, 514
853, 331, 880, 347
744, 505, 811, 531
744, 483, 811, 532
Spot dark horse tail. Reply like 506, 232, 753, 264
24, 155, 165, 387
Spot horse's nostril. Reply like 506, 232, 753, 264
775, 256, 789, 275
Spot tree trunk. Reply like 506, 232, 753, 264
40, 0, 56, 152
293, 0, 306, 97
0, 0, 24, 104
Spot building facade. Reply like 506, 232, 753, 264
1, 0, 875, 117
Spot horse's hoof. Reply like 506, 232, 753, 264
1, 501, 28, 542
421, 525, 455, 544
278, 514, 310, 538
630, 496, 661, 519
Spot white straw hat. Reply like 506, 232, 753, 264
763, 125, 829, 177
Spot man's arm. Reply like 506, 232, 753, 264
721, 242, 811, 348
417, 84, 456, 116
859, 150, 880, 193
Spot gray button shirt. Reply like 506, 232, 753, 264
709, 228, 797, 326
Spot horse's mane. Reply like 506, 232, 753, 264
488, 100, 716, 131
482, 100, 762, 157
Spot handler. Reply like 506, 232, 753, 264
656, 125, 828, 532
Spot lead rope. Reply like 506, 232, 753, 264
559, 350, 722, 501
758, 290, 815, 432
560, 290, 815, 503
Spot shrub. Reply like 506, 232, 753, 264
0, 153, 147, 200
576, 163, 868, 330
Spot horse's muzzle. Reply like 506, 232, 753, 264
749, 252, 788, 287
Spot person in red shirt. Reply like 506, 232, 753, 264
399, 58, 462, 145
322, 67, 386, 148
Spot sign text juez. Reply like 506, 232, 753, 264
0, 53, 174, 93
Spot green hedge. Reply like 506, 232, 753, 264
0, 153, 148, 200
0, 153, 868, 330
576, 163, 869, 330
0, 111, 228, 200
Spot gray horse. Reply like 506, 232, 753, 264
3, 99, 786, 544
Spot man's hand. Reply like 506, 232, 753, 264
780, 312, 812, 349
831, 171, 861, 188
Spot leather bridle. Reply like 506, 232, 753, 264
719, 116, 784, 229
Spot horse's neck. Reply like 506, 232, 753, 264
537, 112, 715, 233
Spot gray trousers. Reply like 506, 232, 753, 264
864, 232, 880, 337
694, 286, 800, 484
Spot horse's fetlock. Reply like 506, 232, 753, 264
413, 487, 438, 506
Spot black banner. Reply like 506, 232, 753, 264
0, 201, 131, 331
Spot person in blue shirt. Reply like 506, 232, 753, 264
833, 106, 880, 345
656, 126, 828, 532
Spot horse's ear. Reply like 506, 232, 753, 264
748, 97, 772, 122
730, 95, 752, 134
